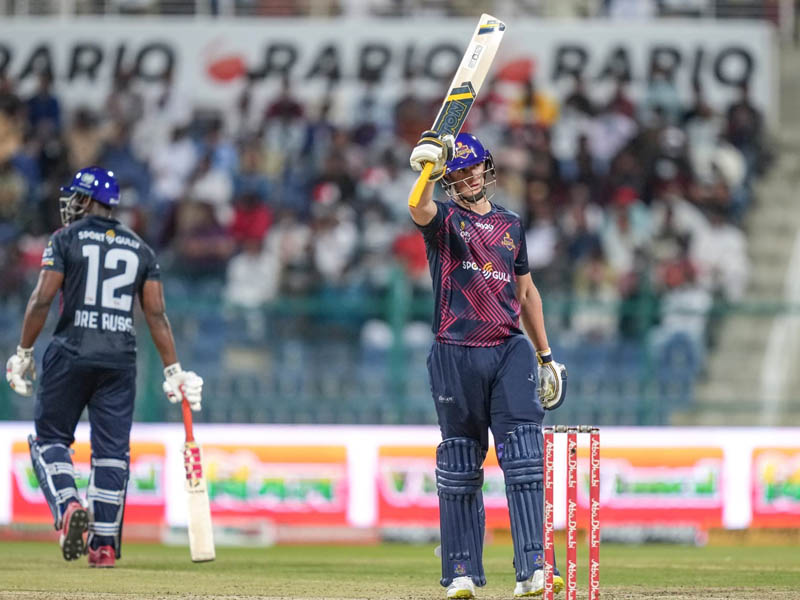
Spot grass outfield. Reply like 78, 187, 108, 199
0, 541, 799, 599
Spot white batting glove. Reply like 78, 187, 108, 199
537, 348, 567, 411
409, 130, 455, 181
6, 346, 36, 397
163, 363, 204, 411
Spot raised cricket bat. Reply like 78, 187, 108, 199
408, 13, 506, 207
182, 399, 215, 562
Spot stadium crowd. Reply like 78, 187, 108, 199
0, 63, 769, 350
9, 0, 786, 21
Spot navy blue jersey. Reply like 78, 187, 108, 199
40, 215, 160, 367
416, 199, 529, 347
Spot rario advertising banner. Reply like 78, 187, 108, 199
0, 19, 777, 123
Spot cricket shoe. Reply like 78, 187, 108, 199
59, 501, 88, 561
446, 576, 476, 599
513, 569, 565, 597
88, 545, 115, 568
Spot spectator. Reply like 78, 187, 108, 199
235, 140, 272, 202
224, 236, 280, 307
65, 107, 103, 172
186, 152, 234, 226
97, 120, 150, 204
509, 75, 559, 129
690, 205, 749, 302
26, 72, 61, 134
202, 116, 238, 174
650, 237, 712, 371
172, 200, 235, 279
311, 202, 358, 286
571, 242, 620, 339
725, 82, 768, 176
149, 122, 198, 205
229, 190, 274, 244
642, 65, 683, 126
601, 186, 651, 276
105, 69, 144, 128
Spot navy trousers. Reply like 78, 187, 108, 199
34, 343, 135, 552
427, 335, 544, 455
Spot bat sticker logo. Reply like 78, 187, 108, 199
478, 20, 506, 35
468, 44, 484, 69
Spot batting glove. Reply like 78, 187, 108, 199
409, 130, 455, 181
537, 348, 567, 411
6, 345, 36, 397
163, 363, 204, 411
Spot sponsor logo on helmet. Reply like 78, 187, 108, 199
79, 172, 95, 186
454, 141, 478, 161
501, 232, 516, 251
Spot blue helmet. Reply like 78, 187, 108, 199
59, 166, 120, 225
442, 133, 496, 204
444, 133, 492, 176
61, 166, 120, 206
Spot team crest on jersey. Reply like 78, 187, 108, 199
459, 220, 471, 243
501, 232, 516, 252
105, 229, 116, 244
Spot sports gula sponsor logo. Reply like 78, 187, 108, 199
462, 260, 511, 282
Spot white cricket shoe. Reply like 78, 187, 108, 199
447, 576, 476, 599
513, 569, 565, 597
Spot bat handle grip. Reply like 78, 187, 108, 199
408, 162, 435, 208
181, 399, 195, 443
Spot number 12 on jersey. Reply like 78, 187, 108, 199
81, 244, 139, 312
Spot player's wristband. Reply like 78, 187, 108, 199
536, 348, 553, 365
164, 363, 183, 379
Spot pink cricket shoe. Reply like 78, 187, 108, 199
59, 502, 88, 561
88, 545, 116, 568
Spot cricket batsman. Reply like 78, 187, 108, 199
409, 132, 567, 598
5, 166, 203, 567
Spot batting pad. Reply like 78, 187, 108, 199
435, 437, 487, 587
28, 435, 80, 529
87, 455, 129, 558
501, 423, 546, 582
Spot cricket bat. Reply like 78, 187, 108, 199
408, 13, 506, 207
182, 399, 215, 562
